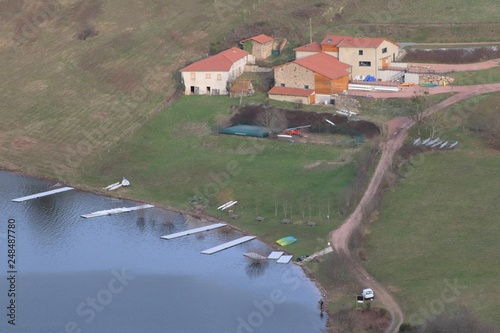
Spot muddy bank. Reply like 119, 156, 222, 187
402, 46, 500, 64
231, 104, 381, 139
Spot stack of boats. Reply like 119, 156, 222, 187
412, 137, 458, 149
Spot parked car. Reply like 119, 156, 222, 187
362, 288, 374, 300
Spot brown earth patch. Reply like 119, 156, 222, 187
330, 308, 390, 333
13, 136, 36, 149
232, 105, 381, 139
304, 151, 355, 169
402, 46, 500, 64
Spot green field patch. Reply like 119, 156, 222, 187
450, 67, 500, 85
363, 94, 500, 326
79, 95, 362, 256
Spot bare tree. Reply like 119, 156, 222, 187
255, 108, 288, 133
467, 108, 500, 149
426, 109, 446, 138
409, 91, 429, 136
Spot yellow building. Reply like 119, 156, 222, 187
294, 35, 400, 80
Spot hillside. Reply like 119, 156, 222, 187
0, 0, 499, 180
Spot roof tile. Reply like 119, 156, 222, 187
241, 34, 274, 44
268, 86, 315, 97
293, 42, 322, 52
293, 53, 351, 80
181, 47, 249, 72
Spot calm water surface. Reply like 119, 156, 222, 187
0, 171, 326, 333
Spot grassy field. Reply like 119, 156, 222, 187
1, 0, 499, 179
357, 93, 453, 124
77, 95, 362, 255
405, 43, 500, 49
342, 0, 500, 24
362, 93, 500, 326
450, 67, 500, 85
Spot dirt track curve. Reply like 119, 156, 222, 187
329, 82, 500, 333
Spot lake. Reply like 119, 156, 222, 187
0, 171, 327, 333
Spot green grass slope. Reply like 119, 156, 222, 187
363, 94, 500, 326
78, 95, 359, 255
1, 0, 499, 179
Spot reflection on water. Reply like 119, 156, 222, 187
245, 261, 270, 279
0, 171, 327, 333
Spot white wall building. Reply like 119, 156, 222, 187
181, 47, 255, 95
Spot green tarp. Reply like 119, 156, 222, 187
219, 125, 269, 138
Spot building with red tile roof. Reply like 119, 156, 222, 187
294, 34, 401, 79
294, 53, 351, 80
181, 47, 255, 95
240, 34, 274, 60
293, 42, 322, 59
268, 86, 315, 105
271, 53, 351, 104
241, 34, 274, 44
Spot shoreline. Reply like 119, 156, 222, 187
1, 166, 333, 323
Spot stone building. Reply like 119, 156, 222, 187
271, 53, 351, 104
241, 34, 274, 61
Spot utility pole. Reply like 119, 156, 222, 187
309, 18, 313, 44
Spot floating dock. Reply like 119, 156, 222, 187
276, 255, 293, 264
268, 251, 284, 260
201, 236, 256, 255
161, 223, 227, 240
81, 204, 154, 219
12, 187, 74, 202
244, 252, 267, 260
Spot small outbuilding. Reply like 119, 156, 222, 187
230, 79, 254, 97
219, 125, 269, 138
268, 86, 316, 105
241, 34, 274, 61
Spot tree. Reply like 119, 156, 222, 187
467, 108, 500, 149
426, 110, 446, 138
255, 108, 288, 133
409, 91, 429, 136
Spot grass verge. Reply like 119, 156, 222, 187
450, 67, 500, 85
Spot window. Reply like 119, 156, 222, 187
190, 73, 196, 79
304, 85, 309, 89
382, 47, 388, 53
280, 83, 285, 87
358, 50, 363, 56
359, 61, 371, 67
217, 74, 222, 81
205, 73, 211, 79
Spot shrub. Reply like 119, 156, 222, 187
77, 25, 98, 40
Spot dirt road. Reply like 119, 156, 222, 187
328, 83, 500, 332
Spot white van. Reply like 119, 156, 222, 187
362, 288, 374, 300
